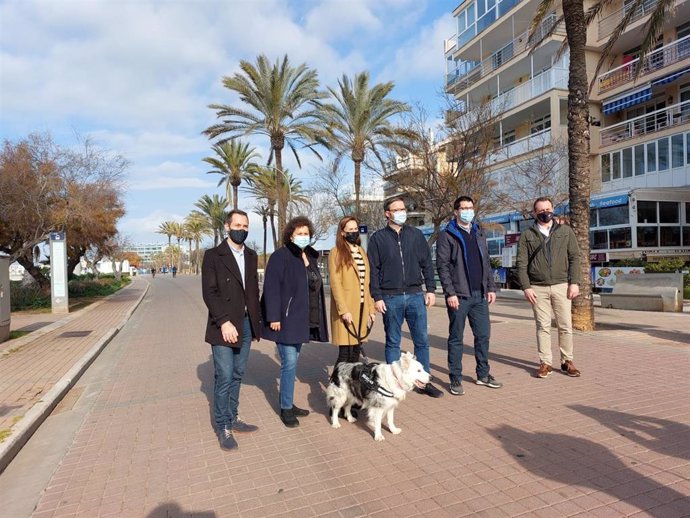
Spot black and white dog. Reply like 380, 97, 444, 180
326, 351, 430, 441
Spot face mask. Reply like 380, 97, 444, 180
293, 235, 310, 249
344, 231, 359, 244
391, 211, 407, 225
536, 211, 554, 223
228, 229, 248, 245
459, 209, 475, 223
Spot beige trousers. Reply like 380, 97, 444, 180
530, 283, 573, 366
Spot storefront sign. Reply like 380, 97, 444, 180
590, 253, 607, 262
592, 266, 644, 289
504, 233, 521, 246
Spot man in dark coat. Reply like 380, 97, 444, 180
202, 209, 261, 450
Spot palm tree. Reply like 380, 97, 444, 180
156, 221, 177, 271
322, 71, 411, 217
170, 221, 185, 272
204, 54, 327, 235
203, 140, 260, 210
252, 205, 270, 267
193, 194, 228, 246
184, 213, 211, 274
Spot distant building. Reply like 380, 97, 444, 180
125, 243, 168, 263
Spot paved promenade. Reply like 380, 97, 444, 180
0, 275, 688, 517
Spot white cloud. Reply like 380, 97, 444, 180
128, 161, 215, 191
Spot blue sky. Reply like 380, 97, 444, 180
0, 0, 456, 249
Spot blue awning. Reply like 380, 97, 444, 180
603, 85, 652, 115
651, 67, 690, 86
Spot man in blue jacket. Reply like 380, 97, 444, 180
436, 196, 502, 396
368, 197, 443, 398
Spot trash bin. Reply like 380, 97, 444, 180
0, 256, 10, 343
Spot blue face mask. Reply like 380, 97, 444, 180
391, 210, 407, 225
459, 209, 475, 223
293, 235, 310, 249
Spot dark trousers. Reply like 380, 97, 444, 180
447, 290, 491, 382
334, 345, 361, 371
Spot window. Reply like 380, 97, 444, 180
487, 240, 503, 255
590, 208, 598, 227
659, 202, 679, 223
637, 226, 659, 247
637, 201, 657, 223
622, 147, 633, 177
531, 114, 551, 134
599, 205, 629, 226
634, 145, 645, 175
658, 137, 669, 170
601, 154, 611, 182
518, 218, 534, 231
647, 142, 657, 172
684, 226, 690, 245
609, 227, 632, 248
672, 134, 685, 168
677, 21, 690, 39
590, 230, 608, 249
612, 151, 621, 179
660, 226, 681, 246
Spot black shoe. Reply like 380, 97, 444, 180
231, 418, 258, 434
449, 379, 465, 396
280, 408, 299, 428
416, 382, 444, 398
217, 427, 238, 451
476, 375, 503, 389
291, 405, 310, 417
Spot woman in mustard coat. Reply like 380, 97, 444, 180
328, 216, 376, 369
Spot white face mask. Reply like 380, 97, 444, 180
459, 209, 475, 223
391, 211, 407, 225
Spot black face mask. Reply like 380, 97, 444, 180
536, 211, 554, 223
228, 229, 248, 245
344, 231, 359, 244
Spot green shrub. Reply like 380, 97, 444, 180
613, 258, 646, 267
643, 257, 686, 273
68, 276, 130, 297
9, 281, 51, 310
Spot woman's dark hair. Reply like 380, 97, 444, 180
282, 215, 315, 246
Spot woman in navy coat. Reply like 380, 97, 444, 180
261, 216, 328, 427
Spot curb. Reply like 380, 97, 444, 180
0, 280, 149, 474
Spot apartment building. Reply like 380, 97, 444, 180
125, 243, 168, 264
442, 0, 690, 266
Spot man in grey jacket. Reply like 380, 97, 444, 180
516, 196, 581, 379
436, 196, 501, 396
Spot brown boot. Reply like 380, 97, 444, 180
536, 362, 552, 378
561, 360, 581, 377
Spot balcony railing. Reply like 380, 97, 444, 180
598, 36, 690, 93
598, 0, 659, 40
600, 100, 690, 147
384, 156, 426, 175
456, 67, 567, 128
446, 13, 563, 91
487, 129, 551, 165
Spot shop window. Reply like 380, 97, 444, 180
660, 226, 681, 246
590, 230, 608, 249
609, 227, 632, 248
590, 208, 598, 227
683, 226, 690, 245
637, 201, 657, 223
487, 240, 503, 255
659, 202, 679, 223
646, 141, 657, 172
658, 138, 669, 170
599, 205, 629, 226
601, 154, 611, 182
518, 218, 534, 231
672, 134, 685, 168
637, 226, 659, 247
622, 148, 633, 177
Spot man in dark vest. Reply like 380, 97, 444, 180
202, 209, 261, 450
436, 196, 502, 396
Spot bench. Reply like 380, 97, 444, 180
599, 273, 683, 312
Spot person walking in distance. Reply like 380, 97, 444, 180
367, 197, 443, 398
436, 196, 502, 396
202, 209, 261, 451
261, 216, 329, 428
516, 197, 582, 379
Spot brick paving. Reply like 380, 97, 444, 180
2, 276, 690, 517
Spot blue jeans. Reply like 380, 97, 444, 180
381, 292, 430, 373
211, 316, 252, 432
276, 343, 303, 410
447, 290, 491, 382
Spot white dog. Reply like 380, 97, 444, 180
326, 351, 430, 441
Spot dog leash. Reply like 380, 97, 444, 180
344, 300, 373, 364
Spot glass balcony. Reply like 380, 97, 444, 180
597, 36, 690, 94
487, 129, 551, 165
600, 100, 690, 147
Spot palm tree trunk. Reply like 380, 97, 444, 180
187, 240, 192, 274
227, 183, 233, 211
563, 0, 594, 331
269, 208, 278, 250
195, 238, 200, 275
233, 185, 239, 210
354, 159, 362, 218
167, 236, 172, 271
274, 146, 286, 236
262, 214, 268, 268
